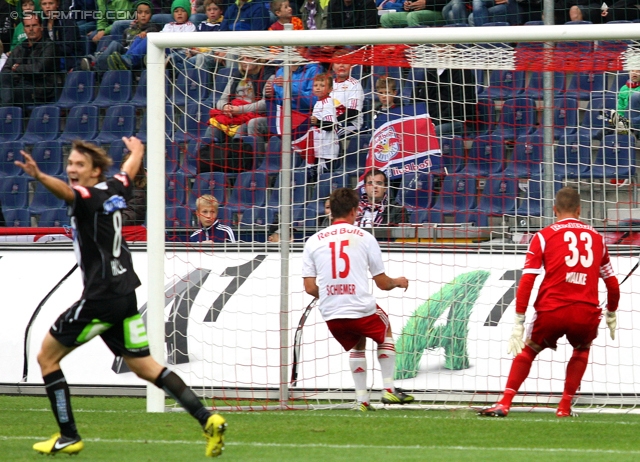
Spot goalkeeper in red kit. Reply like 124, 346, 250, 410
479, 187, 620, 418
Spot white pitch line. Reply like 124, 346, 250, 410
2, 436, 640, 455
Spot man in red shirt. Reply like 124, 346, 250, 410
479, 187, 620, 418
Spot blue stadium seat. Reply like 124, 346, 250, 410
553, 135, 592, 180
629, 91, 640, 129
52, 70, 95, 109
459, 134, 505, 176
576, 96, 617, 141
18, 106, 61, 144
130, 70, 148, 108
402, 68, 425, 99
165, 140, 181, 174
516, 179, 562, 217
169, 68, 211, 107
503, 133, 543, 179
37, 208, 69, 227
0, 107, 23, 142
439, 135, 464, 174
28, 181, 66, 215
590, 134, 635, 180
461, 177, 518, 226
292, 206, 318, 229
237, 206, 276, 242
0, 176, 29, 209
466, 98, 494, 137
2, 207, 31, 227
189, 172, 227, 209
173, 103, 210, 144
31, 140, 64, 176
427, 174, 477, 222
0, 142, 26, 177
523, 72, 566, 99
608, 72, 629, 94
181, 138, 201, 177
93, 104, 136, 144
166, 171, 189, 206
314, 171, 348, 202
58, 104, 99, 144
256, 136, 282, 172
92, 70, 133, 107
564, 72, 605, 101
226, 170, 268, 213
107, 139, 131, 176
547, 97, 579, 139
491, 97, 538, 142
166, 205, 193, 228
485, 70, 525, 100
396, 172, 435, 211
267, 169, 307, 208
203, 66, 233, 108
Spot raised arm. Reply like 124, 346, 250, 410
15, 150, 74, 203
120, 136, 145, 181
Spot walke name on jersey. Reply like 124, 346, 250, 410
110, 259, 128, 277
326, 283, 356, 296
565, 271, 587, 285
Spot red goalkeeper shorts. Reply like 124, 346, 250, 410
528, 303, 602, 350
326, 306, 390, 351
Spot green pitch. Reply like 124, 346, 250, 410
2, 395, 640, 461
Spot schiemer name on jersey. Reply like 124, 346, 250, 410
326, 283, 356, 296
317, 226, 364, 240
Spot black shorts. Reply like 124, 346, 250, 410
50, 292, 150, 358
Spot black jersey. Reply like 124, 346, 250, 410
70, 172, 141, 300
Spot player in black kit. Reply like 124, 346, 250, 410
15, 137, 227, 458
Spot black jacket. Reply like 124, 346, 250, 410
327, 0, 378, 29
416, 68, 477, 126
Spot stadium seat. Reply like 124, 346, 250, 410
164, 140, 181, 175
169, 68, 211, 107
564, 71, 605, 101
503, 133, 543, 179
30, 140, 64, 176
189, 172, 227, 209
629, 91, 640, 129
0, 106, 23, 142
608, 72, 629, 94
91, 70, 133, 107
461, 176, 519, 226
0, 176, 30, 209
491, 97, 538, 142
52, 70, 95, 109
314, 171, 348, 202
203, 66, 233, 108
238, 206, 276, 242
130, 70, 148, 108
256, 136, 282, 172
292, 206, 318, 229
0, 142, 26, 177
553, 135, 592, 180
181, 138, 202, 177
225, 170, 268, 213
475, 69, 487, 98
18, 106, 61, 144
343, 136, 369, 175
523, 72, 566, 99
58, 104, 99, 145
93, 104, 136, 144
466, 98, 494, 137
439, 135, 465, 174
2, 207, 31, 227
402, 67, 425, 99
459, 134, 505, 176
107, 139, 131, 176
396, 172, 435, 211
485, 70, 525, 100
166, 171, 189, 206
28, 181, 66, 215
267, 169, 307, 208
546, 97, 579, 139
165, 205, 193, 228
426, 174, 477, 222
37, 208, 69, 227
173, 103, 210, 144
516, 178, 562, 217
590, 134, 635, 180
576, 96, 617, 141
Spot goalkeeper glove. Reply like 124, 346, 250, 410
606, 311, 617, 340
507, 313, 525, 356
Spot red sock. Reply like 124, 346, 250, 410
563, 348, 590, 402
500, 346, 538, 407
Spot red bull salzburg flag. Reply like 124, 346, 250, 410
364, 114, 441, 180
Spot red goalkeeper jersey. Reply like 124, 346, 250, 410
523, 218, 616, 312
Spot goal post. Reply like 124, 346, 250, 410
145, 24, 640, 413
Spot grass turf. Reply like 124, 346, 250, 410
2, 395, 640, 461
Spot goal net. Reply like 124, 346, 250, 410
144, 24, 640, 412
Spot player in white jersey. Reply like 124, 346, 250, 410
302, 187, 414, 411
310, 73, 340, 172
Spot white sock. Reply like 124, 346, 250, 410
349, 350, 368, 403
377, 337, 396, 393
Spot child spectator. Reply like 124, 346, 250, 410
90, 0, 134, 48
91, 0, 160, 71
181, 0, 223, 71
164, 0, 196, 70
373, 76, 399, 125
269, 0, 304, 30
618, 69, 640, 113
308, 72, 339, 175
331, 49, 364, 140
190, 195, 237, 243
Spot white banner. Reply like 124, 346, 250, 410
0, 247, 638, 396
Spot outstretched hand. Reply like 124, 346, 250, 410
395, 277, 409, 291
15, 150, 41, 180
122, 136, 144, 155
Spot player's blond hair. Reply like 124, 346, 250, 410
555, 186, 581, 214
196, 194, 219, 212
71, 140, 113, 183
